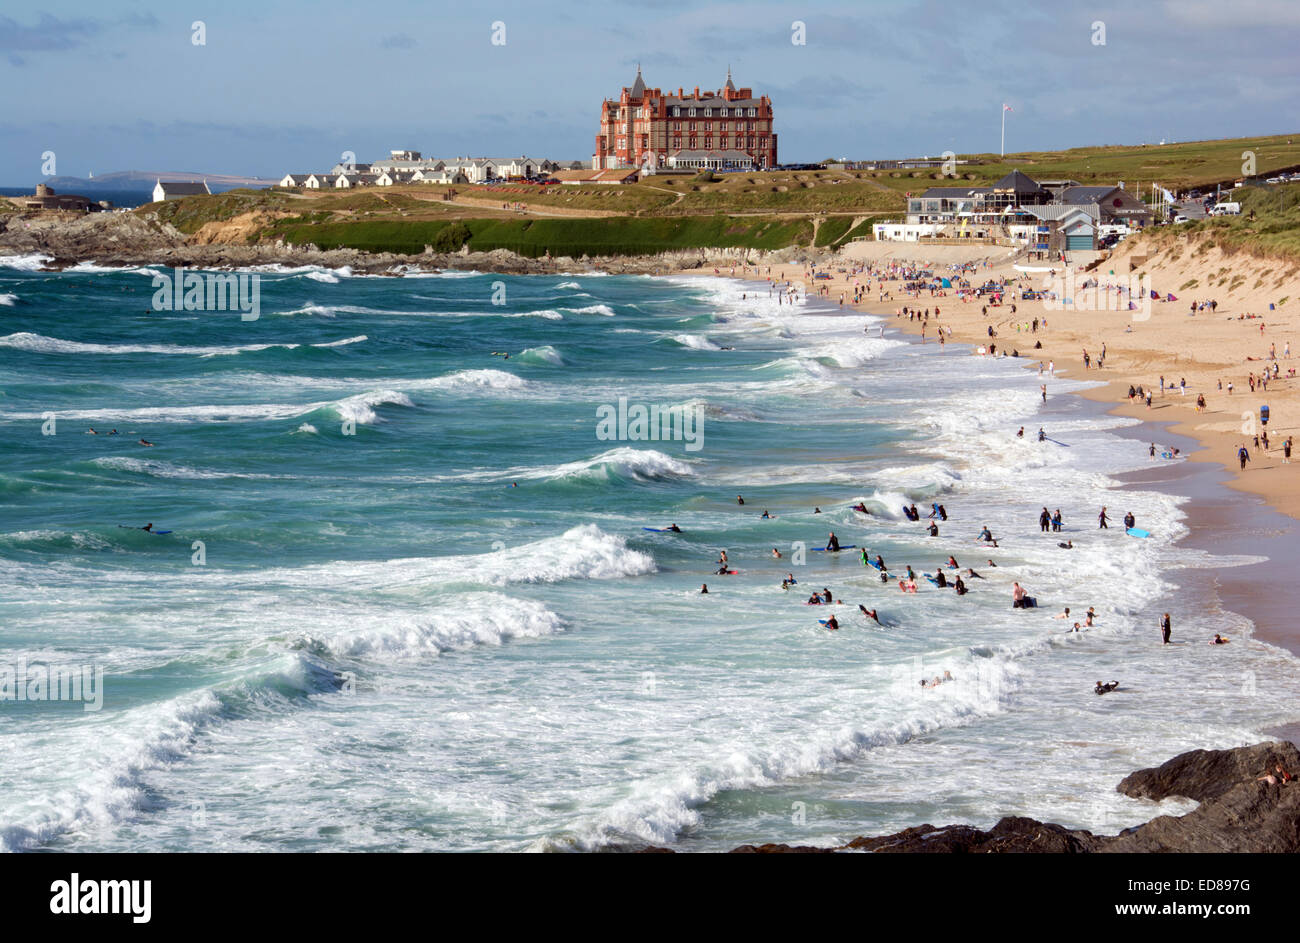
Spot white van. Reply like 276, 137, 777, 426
1210, 202, 1241, 216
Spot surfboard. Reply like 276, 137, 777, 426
1043, 437, 1070, 447
811, 545, 857, 551
642, 527, 670, 532
868, 560, 885, 570
1126, 528, 1151, 538
151, 530, 172, 535
817, 619, 835, 628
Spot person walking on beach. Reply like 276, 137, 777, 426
1238, 445, 1250, 471
1098, 506, 1109, 529
1160, 612, 1172, 645
1285, 436, 1293, 464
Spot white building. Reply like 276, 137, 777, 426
152, 179, 211, 201
304, 174, 338, 189
278, 174, 311, 188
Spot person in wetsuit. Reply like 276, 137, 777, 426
859, 605, 880, 624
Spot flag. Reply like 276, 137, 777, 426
1003, 104, 1013, 112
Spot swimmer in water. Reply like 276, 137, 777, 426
1094, 680, 1119, 694
771, 548, 782, 559
737, 495, 745, 505
1058, 540, 1073, 549
1211, 633, 1229, 645
700, 584, 709, 594
826, 531, 841, 552
947, 556, 959, 568
824, 614, 839, 631
668, 523, 682, 532
760, 510, 771, 519
859, 605, 880, 624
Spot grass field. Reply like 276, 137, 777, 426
272, 214, 815, 257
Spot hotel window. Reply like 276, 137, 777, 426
705, 138, 712, 148
720, 107, 728, 117
704, 108, 711, 117
689, 108, 696, 117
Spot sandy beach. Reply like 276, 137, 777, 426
684, 237, 1300, 520
672, 239, 1300, 674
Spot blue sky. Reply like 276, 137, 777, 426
2, 0, 1298, 183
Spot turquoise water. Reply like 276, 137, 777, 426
2, 258, 1298, 851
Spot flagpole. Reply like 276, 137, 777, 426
1001, 105, 1006, 157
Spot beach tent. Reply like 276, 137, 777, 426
1150, 289, 1160, 300
940, 277, 952, 288
1166, 293, 1177, 302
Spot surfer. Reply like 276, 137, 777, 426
1094, 680, 1120, 695
1039, 507, 1051, 532
1123, 512, 1136, 530
827, 532, 841, 552
927, 522, 939, 537
909, 503, 920, 521
814, 507, 822, 514
875, 554, 887, 571
859, 605, 880, 624
700, 584, 709, 594
807, 593, 823, 605
936, 504, 948, 521
905, 565, 917, 582
760, 510, 771, 519
824, 614, 839, 631
946, 555, 959, 568
138, 438, 155, 447
822, 588, 834, 604
668, 524, 682, 532
933, 569, 947, 588
1058, 540, 1073, 549
1211, 633, 1229, 645
87, 427, 98, 435
1017, 427, 1024, 438
1012, 582, 1028, 608
1161, 612, 1172, 644
953, 576, 967, 595
851, 502, 869, 513
737, 495, 745, 505
1098, 506, 1109, 529
141, 523, 153, 532
1037, 428, 1046, 442
965, 568, 984, 579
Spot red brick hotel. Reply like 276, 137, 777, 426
594, 68, 777, 172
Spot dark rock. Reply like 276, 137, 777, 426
725, 743, 1300, 853
1116, 742, 1300, 803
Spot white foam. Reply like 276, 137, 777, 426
417, 369, 529, 393
517, 345, 564, 366
0, 331, 363, 357
310, 593, 567, 658
0, 293, 17, 305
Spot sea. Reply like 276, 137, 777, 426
2, 255, 1298, 852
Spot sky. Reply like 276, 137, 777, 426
1, 0, 1298, 184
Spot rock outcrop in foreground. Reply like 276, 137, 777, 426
722, 742, 1300, 853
